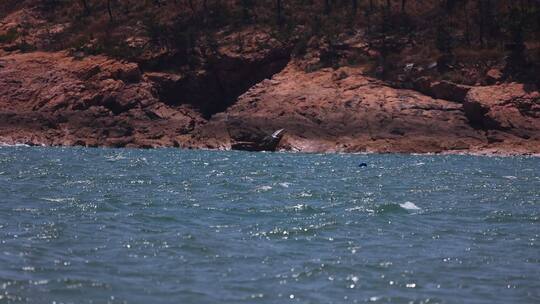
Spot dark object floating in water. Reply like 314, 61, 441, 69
232, 129, 285, 152
358, 163, 368, 167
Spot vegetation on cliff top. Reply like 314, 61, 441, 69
1, 0, 539, 86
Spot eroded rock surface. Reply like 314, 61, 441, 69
1, 51, 538, 154
188, 64, 540, 154
462, 83, 540, 153
0, 51, 204, 148
142, 28, 290, 118
1, 41, 539, 154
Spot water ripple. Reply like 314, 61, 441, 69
0, 147, 538, 303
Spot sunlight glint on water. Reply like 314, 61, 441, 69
0, 147, 539, 303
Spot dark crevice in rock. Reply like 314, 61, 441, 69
148, 53, 290, 119
462, 101, 504, 131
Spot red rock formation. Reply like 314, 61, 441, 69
0, 51, 204, 148
462, 83, 540, 154
188, 64, 540, 155
1, 3, 539, 155
1, 51, 538, 155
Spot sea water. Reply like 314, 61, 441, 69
0, 147, 538, 303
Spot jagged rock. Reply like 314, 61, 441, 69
146, 72, 184, 89
139, 28, 291, 117
187, 64, 540, 154
189, 64, 485, 153
0, 51, 204, 147
485, 68, 503, 84
231, 129, 285, 152
413, 77, 471, 102
463, 83, 540, 140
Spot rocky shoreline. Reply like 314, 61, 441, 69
1, 51, 538, 156
1, 3, 539, 156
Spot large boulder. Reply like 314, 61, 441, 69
463, 83, 540, 140
413, 77, 472, 102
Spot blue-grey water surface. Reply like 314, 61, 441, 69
0, 147, 539, 304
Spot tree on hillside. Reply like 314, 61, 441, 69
325, 0, 331, 15
436, 22, 454, 72
476, 0, 498, 47
505, 6, 526, 74
107, 0, 113, 22
80, 0, 90, 15
463, 0, 471, 45
276, 0, 282, 24
240, 0, 253, 21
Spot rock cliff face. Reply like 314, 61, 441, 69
141, 29, 290, 118
0, 52, 204, 148
1, 49, 539, 154
0, 3, 539, 155
189, 64, 540, 154
0, 50, 539, 154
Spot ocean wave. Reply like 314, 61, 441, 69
41, 197, 75, 203
252, 221, 336, 238
484, 211, 539, 223
256, 185, 273, 192
284, 203, 320, 213
399, 201, 421, 210
369, 202, 421, 215
105, 154, 127, 161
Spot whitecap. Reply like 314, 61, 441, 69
257, 186, 273, 192
503, 176, 517, 180
290, 204, 308, 211
345, 206, 365, 212
22, 266, 35, 272
105, 154, 126, 161
399, 201, 421, 210
42, 197, 74, 203
299, 191, 312, 197
130, 180, 146, 184
279, 182, 291, 188
0, 143, 30, 147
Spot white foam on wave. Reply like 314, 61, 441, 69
257, 185, 273, 192
399, 201, 421, 210
298, 191, 312, 198
503, 176, 517, 180
290, 203, 308, 211
279, 182, 291, 188
0, 143, 31, 147
42, 197, 74, 203
105, 154, 127, 161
